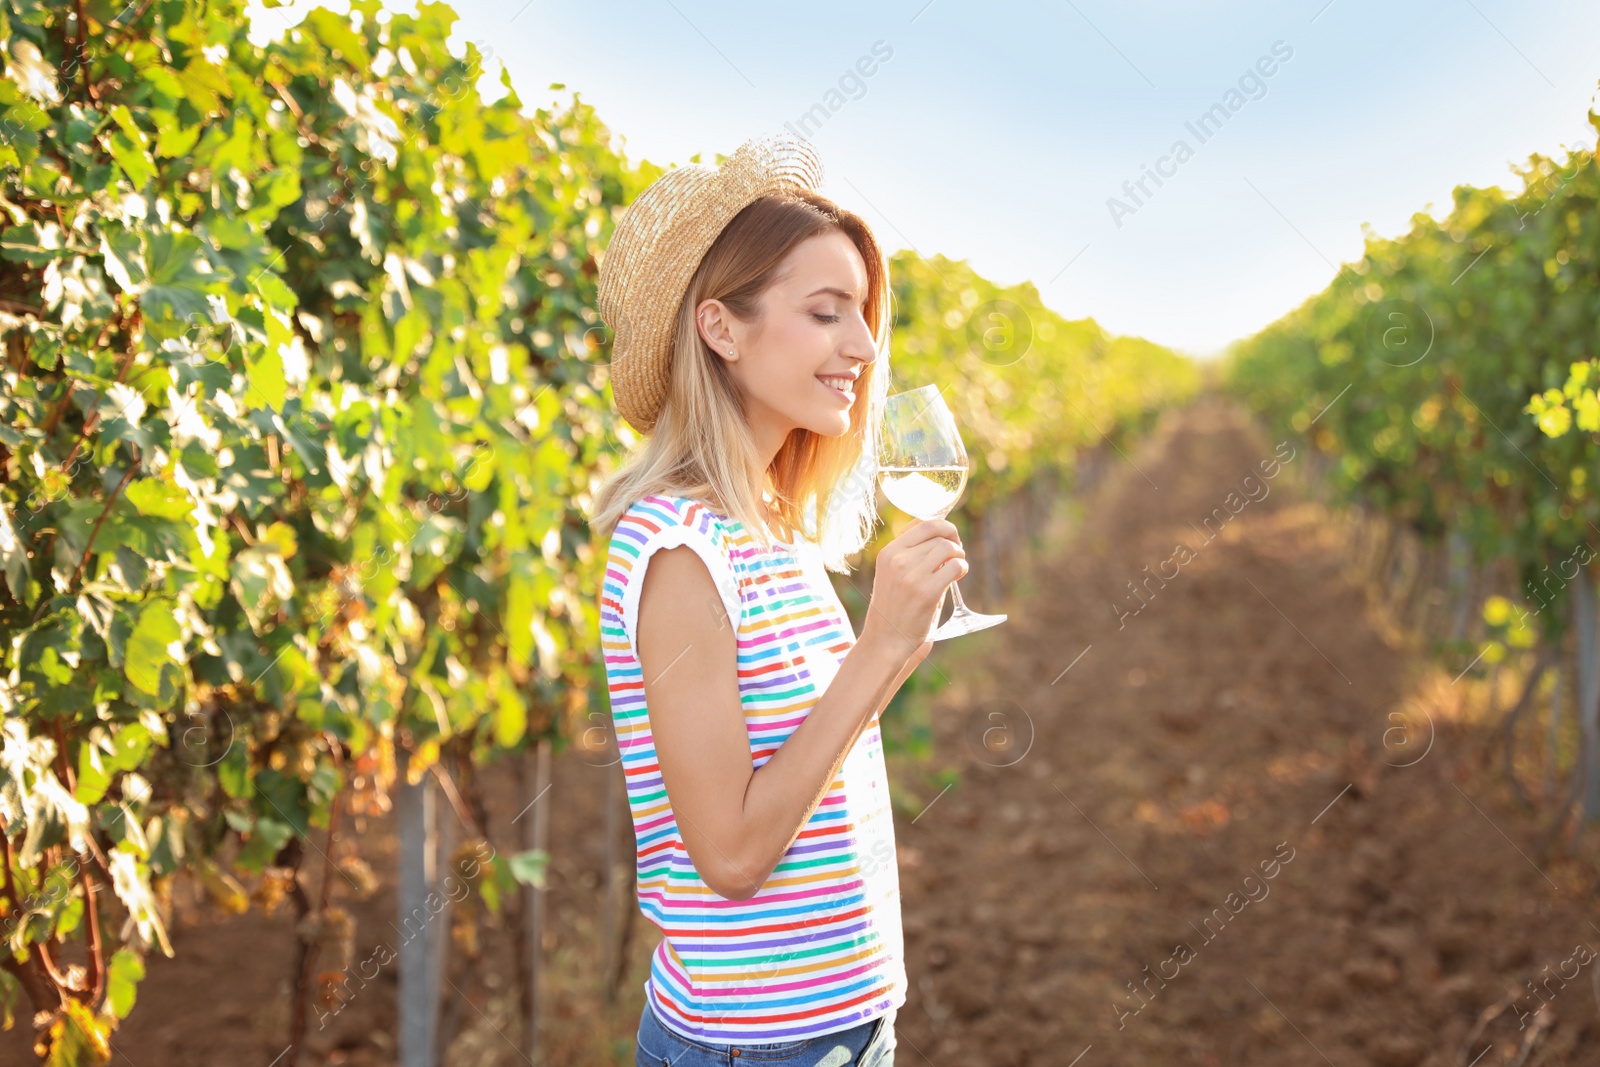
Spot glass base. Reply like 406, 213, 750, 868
929, 608, 1007, 641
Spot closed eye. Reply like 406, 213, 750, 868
812, 313, 841, 324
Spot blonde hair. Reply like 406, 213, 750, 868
588, 191, 893, 573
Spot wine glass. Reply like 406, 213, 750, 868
877, 384, 1007, 641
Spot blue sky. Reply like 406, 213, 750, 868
253, 0, 1600, 357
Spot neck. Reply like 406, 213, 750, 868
743, 404, 801, 542
755, 480, 793, 543
750, 414, 791, 475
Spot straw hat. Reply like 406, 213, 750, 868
596, 132, 825, 434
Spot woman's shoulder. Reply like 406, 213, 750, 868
614, 492, 728, 532
607, 493, 746, 657
608, 494, 738, 562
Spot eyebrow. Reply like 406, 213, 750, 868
805, 286, 864, 302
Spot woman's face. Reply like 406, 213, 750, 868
698, 229, 877, 458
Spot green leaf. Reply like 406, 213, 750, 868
0, 222, 65, 266
77, 741, 111, 807
142, 231, 218, 323
124, 478, 191, 520
106, 948, 145, 1019
107, 722, 153, 773
0, 500, 28, 603
108, 130, 157, 189
124, 600, 182, 697
230, 543, 293, 634
308, 762, 339, 804
46, 998, 111, 1065
154, 120, 202, 160
507, 849, 548, 888
77, 721, 153, 807
505, 567, 534, 666
218, 742, 253, 800
173, 59, 231, 115
244, 345, 287, 411
493, 668, 525, 749
261, 164, 301, 210
0, 967, 21, 1031
251, 268, 299, 311
236, 815, 293, 872
259, 521, 298, 559
254, 770, 311, 836
108, 106, 144, 143
98, 225, 147, 292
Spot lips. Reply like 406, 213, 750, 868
817, 374, 856, 402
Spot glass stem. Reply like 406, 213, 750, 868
948, 578, 971, 616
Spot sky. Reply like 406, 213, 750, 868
250, 0, 1600, 359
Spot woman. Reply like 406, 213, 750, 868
589, 134, 968, 1067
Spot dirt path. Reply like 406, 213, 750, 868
886, 395, 1597, 1067
71, 395, 1599, 1067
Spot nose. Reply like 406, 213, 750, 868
844, 309, 877, 367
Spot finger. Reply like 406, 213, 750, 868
891, 523, 939, 549
911, 537, 965, 566
899, 518, 961, 547
904, 541, 959, 576
924, 555, 967, 586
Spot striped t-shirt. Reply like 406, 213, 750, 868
600, 492, 906, 1043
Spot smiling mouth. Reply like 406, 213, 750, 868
817, 375, 857, 400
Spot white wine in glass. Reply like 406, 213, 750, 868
878, 465, 967, 518
877, 385, 1007, 641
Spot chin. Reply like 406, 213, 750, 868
799, 411, 855, 438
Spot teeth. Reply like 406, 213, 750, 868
820, 376, 855, 393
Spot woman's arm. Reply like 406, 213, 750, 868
865, 635, 926, 724
637, 546, 932, 902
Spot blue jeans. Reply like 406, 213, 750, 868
634, 997, 896, 1067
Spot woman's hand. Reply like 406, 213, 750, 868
863, 518, 966, 661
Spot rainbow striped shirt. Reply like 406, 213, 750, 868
601, 493, 906, 1043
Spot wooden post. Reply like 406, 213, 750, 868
601, 751, 619, 1002
602, 758, 632, 1004
1574, 577, 1600, 821
1370, 515, 1397, 594
1410, 540, 1442, 638
1547, 664, 1564, 803
525, 737, 553, 1058
431, 780, 459, 1066
1447, 529, 1474, 643
396, 744, 441, 1067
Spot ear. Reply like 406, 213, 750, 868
695, 298, 740, 363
